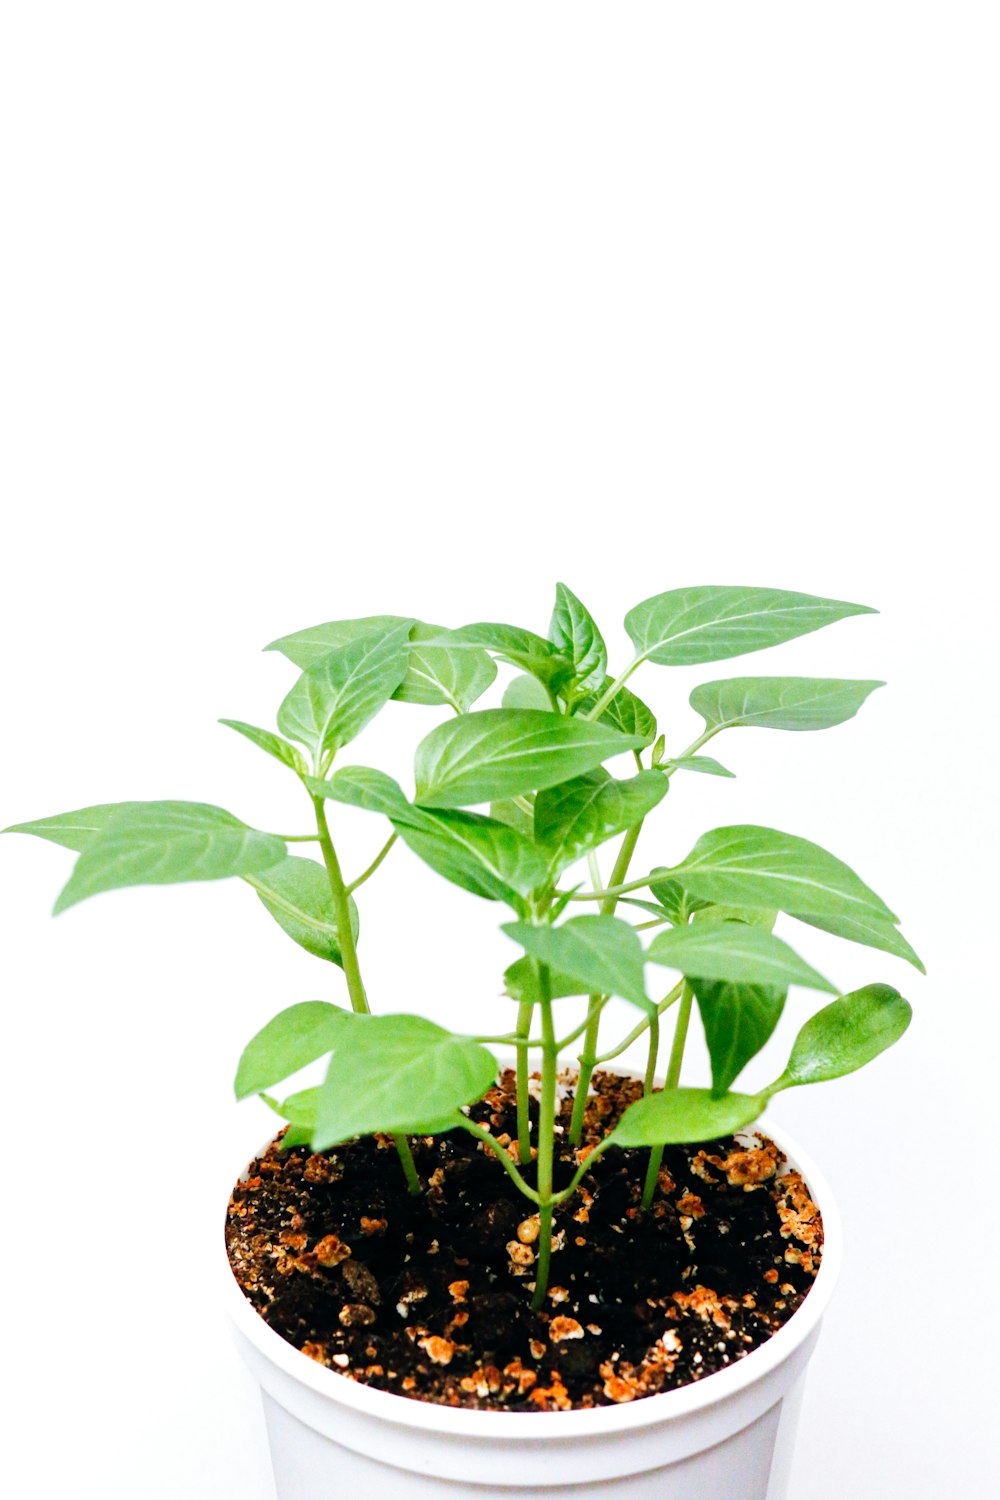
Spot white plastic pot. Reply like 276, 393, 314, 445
223, 1084, 842, 1500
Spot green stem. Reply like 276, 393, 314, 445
515, 997, 533, 1166
581, 655, 645, 722
346, 832, 398, 894
594, 981, 683, 1065
643, 1012, 660, 1095
458, 1118, 541, 1203
641, 981, 693, 1209
531, 965, 558, 1309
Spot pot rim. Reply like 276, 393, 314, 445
223, 1061, 842, 1439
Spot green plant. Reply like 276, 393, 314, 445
5, 585, 916, 1306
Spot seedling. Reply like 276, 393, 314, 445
6, 585, 917, 1306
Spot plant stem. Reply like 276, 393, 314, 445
458, 1118, 541, 1203
566, 871, 658, 902
531, 964, 558, 1309
594, 981, 683, 1064
567, 822, 645, 1146
312, 795, 419, 1194
271, 833, 321, 842
580, 656, 644, 722
643, 1012, 660, 1095
514, 996, 534, 1166
641, 981, 694, 1209
346, 832, 398, 894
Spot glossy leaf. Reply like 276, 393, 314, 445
625, 586, 875, 667
669, 825, 899, 925
277, 620, 413, 761
266, 614, 413, 668
502, 673, 553, 710
393, 622, 496, 711
5, 802, 150, 852
648, 922, 836, 991
773, 984, 912, 1091
503, 956, 587, 1005
432, 623, 572, 691
244, 856, 359, 964
52, 802, 287, 913
663, 755, 735, 778
576, 678, 657, 746
691, 980, 787, 1095
610, 1087, 765, 1147
690, 677, 884, 733
490, 797, 535, 838
503, 915, 650, 1009
313, 1015, 497, 1147
549, 583, 607, 693
534, 768, 668, 873
646, 873, 711, 925
789, 908, 924, 973
310, 768, 545, 903
413, 709, 645, 809
234, 1001, 357, 1099
219, 719, 307, 774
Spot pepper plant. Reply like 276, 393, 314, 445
6, 585, 916, 1306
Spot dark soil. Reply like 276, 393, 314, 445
226, 1068, 823, 1410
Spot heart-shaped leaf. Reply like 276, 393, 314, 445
548, 583, 607, 694
414, 710, 645, 809
772, 983, 912, 1091
625, 586, 875, 667
313, 1015, 497, 1147
610, 1087, 765, 1147
244, 856, 359, 964
503, 915, 650, 1009
690, 676, 884, 733
235, 1001, 357, 1099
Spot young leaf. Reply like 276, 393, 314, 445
662, 755, 735, 778
266, 614, 413, 668
490, 797, 535, 838
393, 622, 496, 711
647, 873, 711, 925
414, 710, 645, 809
431, 623, 572, 691
261, 1086, 320, 1147
5, 802, 150, 852
503, 915, 651, 1009
502, 674, 553, 710
690, 677, 884, 733
610, 1087, 765, 1147
219, 719, 307, 774
771, 983, 912, 1091
310, 767, 545, 904
313, 1015, 497, 1147
52, 802, 287, 913
575, 678, 657, 745
503, 956, 587, 1005
648, 922, 836, 992
277, 620, 413, 761
548, 583, 607, 693
234, 1001, 357, 1099
788, 908, 925, 973
690, 980, 787, 1096
534, 768, 668, 874
668, 825, 899, 925
243, 856, 359, 964
625, 586, 876, 667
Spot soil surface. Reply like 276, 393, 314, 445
226, 1069, 823, 1410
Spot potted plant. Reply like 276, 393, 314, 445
6, 584, 917, 1500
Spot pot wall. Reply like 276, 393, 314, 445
224, 1088, 841, 1500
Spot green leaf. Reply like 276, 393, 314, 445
789, 908, 925, 973
277, 620, 413, 761
646, 873, 711, 925
576, 678, 657, 746
414, 709, 645, 809
311, 768, 545, 904
694, 903, 777, 931
692, 980, 787, 1096
610, 1087, 765, 1147
262, 1086, 321, 1147
4, 802, 150, 852
772, 983, 912, 1091
663, 755, 735, 778
432, 623, 572, 691
690, 677, 884, 733
52, 802, 287, 913
244, 856, 359, 964
235, 1001, 357, 1099
503, 916, 651, 1009
647, 922, 836, 991
625, 586, 876, 667
669, 824, 899, 925
502, 674, 553, 710
313, 1015, 497, 1147
548, 583, 607, 693
503, 956, 587, 1005
490, 797, 535, 837
266, 614, 414, 668
393, 622, 497, 711
534, 769, 668, 874
219, 719, 307, 774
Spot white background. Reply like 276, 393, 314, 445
1, 5, 997, 1496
